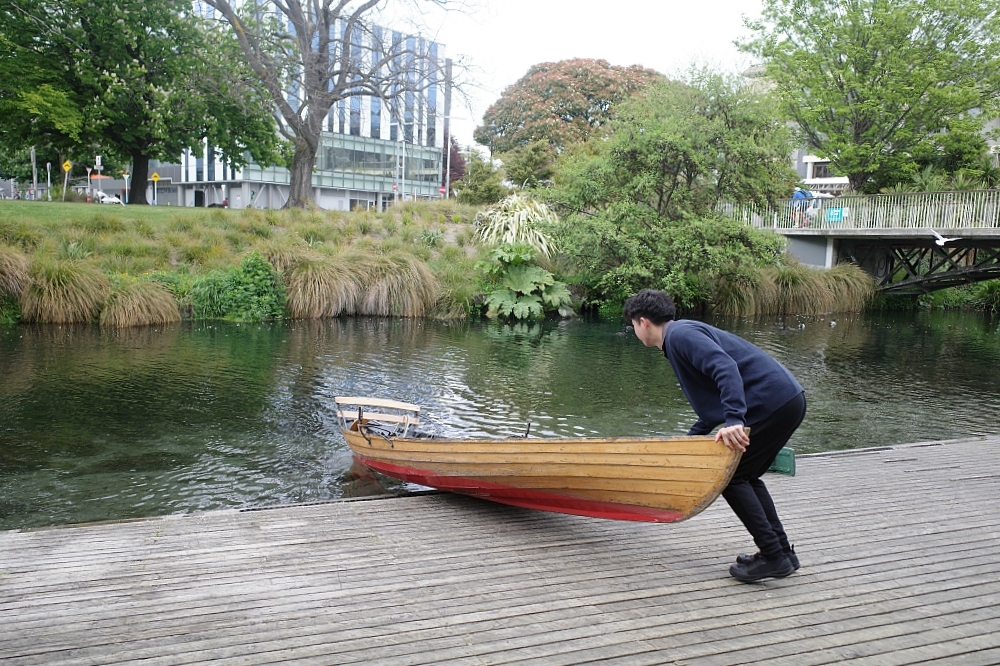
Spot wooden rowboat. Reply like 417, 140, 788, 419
335, 396, 742, 523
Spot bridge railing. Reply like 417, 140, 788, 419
722, 190, 1000, 231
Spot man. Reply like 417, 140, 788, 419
624, 289, 806, 582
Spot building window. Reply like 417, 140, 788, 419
813, 162, 832, 179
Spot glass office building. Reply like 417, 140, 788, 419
165, 7, 449, 210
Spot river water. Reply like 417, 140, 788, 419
2, 311, 999, 530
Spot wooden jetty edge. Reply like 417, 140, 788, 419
2, 436, 999, 665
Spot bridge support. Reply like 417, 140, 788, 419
837, 239, 1000, 294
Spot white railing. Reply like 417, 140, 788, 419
722, 190, 1000, 231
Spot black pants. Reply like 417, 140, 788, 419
721, 392, 806, 559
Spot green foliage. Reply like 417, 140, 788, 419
475, 193, 558, 257
546, 70, 795, 311
190, 252, 285, 321
482, 243, 573, 320
456, 154, 508, 206
971, 280, 1000, 315
476, 59, 666, 153
0, 293, 21, 324
418, 229, 444, 248
500, 140, 557, 189
742, 0, 1000, 192
0, 0, 279, 204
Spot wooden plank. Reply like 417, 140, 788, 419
0, 437, 997, 666
333, 396, 420, 412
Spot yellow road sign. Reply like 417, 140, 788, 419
62, 160, 72, 173
151, 172, 160, 183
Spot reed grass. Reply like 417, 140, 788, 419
0, 246, 30, 296
21, 258, 110, 323
99, 279, 181, 328
285, 256, 362, 318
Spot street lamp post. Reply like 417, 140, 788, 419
442, 114, 455, 200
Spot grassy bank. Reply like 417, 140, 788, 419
0, 199, 911, 327
0, 200, 485, 325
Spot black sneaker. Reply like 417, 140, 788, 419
729, 553, 795, 582
736, 546, 799, 571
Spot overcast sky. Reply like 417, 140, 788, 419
399, 0, 765, 147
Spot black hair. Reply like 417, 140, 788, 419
623, 289, 676, 325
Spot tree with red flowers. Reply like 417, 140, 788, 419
475, 59, 665, 154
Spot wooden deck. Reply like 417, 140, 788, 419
2, 436, 999, 665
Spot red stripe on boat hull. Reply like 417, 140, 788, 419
356, 455, 687, 523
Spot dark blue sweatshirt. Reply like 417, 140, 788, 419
662, 320, 803, 436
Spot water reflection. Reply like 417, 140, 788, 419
1, 311, 999, 530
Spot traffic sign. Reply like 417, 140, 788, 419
62, 160, 72, 173
439, 186, 446, 194
151, 172, 160, 183
95, 155, 102, 167
392, 182, 397, 191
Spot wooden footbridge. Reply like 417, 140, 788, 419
727, 190, 1000, 294
2, 436, 999, 665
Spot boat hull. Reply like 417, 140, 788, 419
342, 428, 741, 523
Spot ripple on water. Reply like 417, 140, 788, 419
2, 313, 999, 529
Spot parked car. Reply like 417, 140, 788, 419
96, 192, 123, 205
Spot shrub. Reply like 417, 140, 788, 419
0, 246, 30, 296
971, 279, 1000, 314
20, 259, 110, 323
100, 279, 181, 328
190, 252, 285, 321
0, 293, 20, 324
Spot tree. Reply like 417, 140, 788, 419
742, 0, 1000, 192
500, 140, 556, 189
441, 131, 466, 192
475, 59, 665, 154
0, 0, 281, 204
456, 153, 507, 205
203, 0, 458, 208
548, 72, 795, 308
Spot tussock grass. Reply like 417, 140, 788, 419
0, 246, 30, 296
823, 263, 878, 312
285, 256, 362, 318
254, 237, 319, 274
21, 259, 110, 323
75, 213, 125, 234
357, 251, 438, 317
770, 263, 834, 315
100, 280, 181, 328
1, 199, 481, 321
714, 261, 876, 316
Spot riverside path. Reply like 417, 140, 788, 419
1, 435, 999, 665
